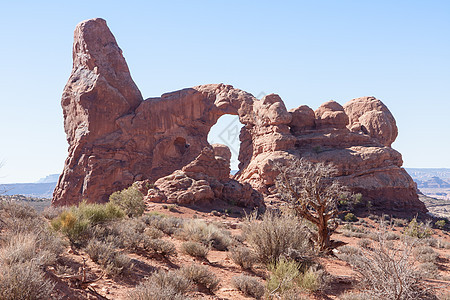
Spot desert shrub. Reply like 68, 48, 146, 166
358, 238, 372, 249
102, 218, 147, 250
266, 257, 300, 295
297, 266, 325, 292
51, 201, 124, 244
0, 232, 58, 267
339, 245, 362, 256
181, 241, 209, 259
85, 239, 132, 276
342, 230, 367, 238
0, 260, 55, 300
344, 213, 358, 222
393, 218, 407, 227
51, 202, 124, 245
145, 226, 164, 239
143, 214, 184, 235
385, 231, 400, 240
243, 210, 312, 264
418, 262, 439, 279
403, 217, 432, 239
42, 205, 66, 220
229, 246, 257, 269
181, 264, 220, 292
177, 219, 232, 251
128, 269, 191, 300
341, 224, 368, 238
0, 200, 38, 221
0, 203, 64, 267
340, 229, 435, 299
435, 219, 446, 230
143, 239, 177, 257
339, 293, 373, 300
232, 275, 265, 299
413, 246, 439, 263
109, 184, 145, 217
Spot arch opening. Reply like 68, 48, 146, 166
207, 115, 243, 175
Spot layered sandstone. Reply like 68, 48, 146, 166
145, 145, 264, 208
53, 18, 425, 214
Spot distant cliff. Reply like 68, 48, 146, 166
1, 174, 59, 198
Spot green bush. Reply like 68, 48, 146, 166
51, 201, 124, 245
344, 213, 358, 222
403, 217, 432, 239
109, 185, 145, 217
266, 257, 300, 296
435, 219, 446, 230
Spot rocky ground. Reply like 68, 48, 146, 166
2, 198, 450, 300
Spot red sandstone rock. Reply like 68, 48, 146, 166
146, 146, 264, 208
289, 105, 315, 134
53, 18, 426, 214
314, 100, 349, 129
343, 96, 398, 147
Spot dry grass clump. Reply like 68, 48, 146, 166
242, 210, 312, 264
128, 269, 191, 300
340, 229, 435, 299
181, 241, 209, 259
85, 239, 132, 276
177, 219, 232, 251
109, 184, 145, 218
181, 264, 220, 293
0, 200, 61, 299
229, 246, 257, 269
0, 260, 55, 300
232, 274, 265, 299
0, 232, 59, 267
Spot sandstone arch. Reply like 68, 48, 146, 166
53, 18, 426, 214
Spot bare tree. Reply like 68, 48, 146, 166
275, 158, 349, 252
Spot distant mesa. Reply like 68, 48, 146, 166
36, 174, 59, 184
52, 18, 426, 214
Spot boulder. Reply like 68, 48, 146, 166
343, 96, 398, 147
314, 100, 349, 129
146, 146, 264, 208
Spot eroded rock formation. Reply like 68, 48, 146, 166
145, 145, 264, 208
53, 18, 426, 213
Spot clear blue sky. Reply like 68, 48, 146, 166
0, 0, 449, 183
